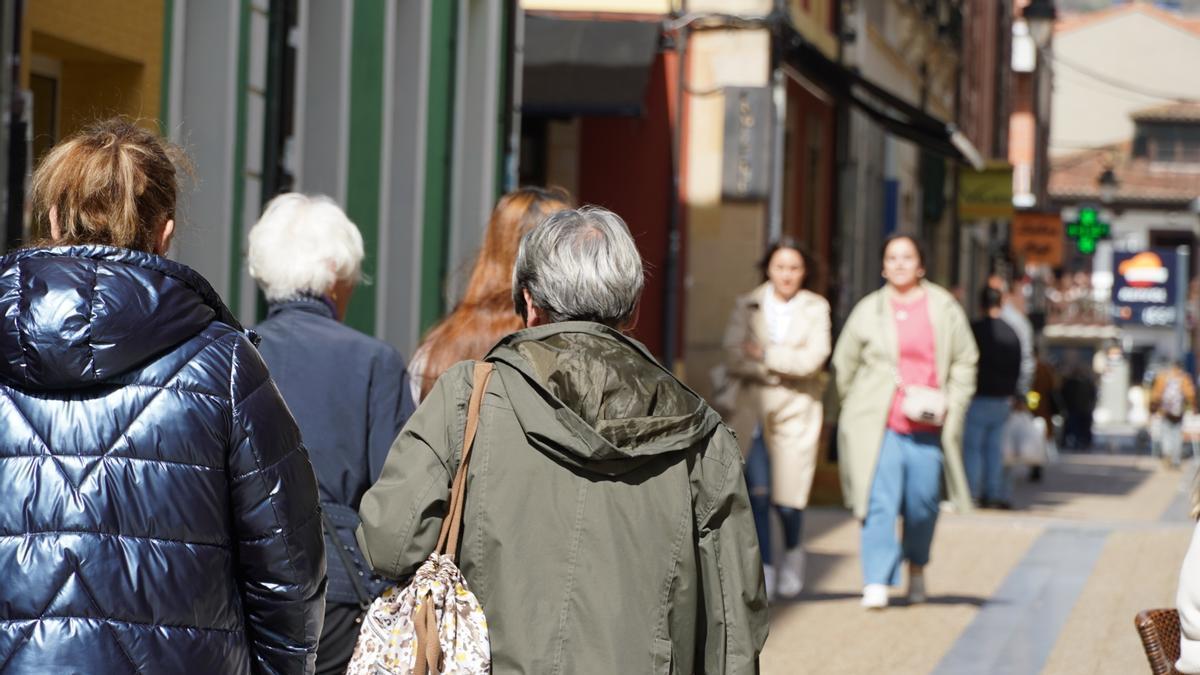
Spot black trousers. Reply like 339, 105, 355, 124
316, 603, 366, 675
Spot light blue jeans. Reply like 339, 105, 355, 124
862, 430, 943, 586
963, 396, 1012, 503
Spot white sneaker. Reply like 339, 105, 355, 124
908, 573, 927, 604
763, 564, 777, 601
776, 548, 806, 598
861, 583, 889, 609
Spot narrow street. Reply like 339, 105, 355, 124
763, 452, 1195, 674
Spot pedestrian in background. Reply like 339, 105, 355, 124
723, 237, 831, 599
832, 234, 978, 610
1152, 361, 1197, 469
358, 207, 768, 673
248, 193, 415, 674
407, 186, 571, 402
0, 119, 325, 673
988, 273, 1035, 398
1026, 346, 1061, 482
963, 286, 1023, 510
1061, 363, 1097, 450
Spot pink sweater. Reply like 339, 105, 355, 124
887, 294, 941, 434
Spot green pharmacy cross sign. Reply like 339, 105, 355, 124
1066, 207, 1110, 255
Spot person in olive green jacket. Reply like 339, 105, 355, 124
358, 206, 769, 674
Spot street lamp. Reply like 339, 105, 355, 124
1023, 0, 1058, 49
1098, 166, 1119, 205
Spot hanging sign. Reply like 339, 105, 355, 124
958, 162, 1013, 220
1011, 212, 1063, 266
721, 87, 771, 201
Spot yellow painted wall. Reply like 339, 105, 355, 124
21, 0, 165, 135
789, 0, 837, 59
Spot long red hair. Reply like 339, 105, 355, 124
413, 186, 572, 400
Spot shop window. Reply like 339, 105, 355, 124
1138, 122, 1200, 164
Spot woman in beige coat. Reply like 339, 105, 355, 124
723, 238, 831, 599
832, 234, 977, 610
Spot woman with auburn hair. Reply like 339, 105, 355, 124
0, 119, 325, 673
408, 186, 571, 401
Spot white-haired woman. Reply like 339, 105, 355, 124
248, 193, 415, 675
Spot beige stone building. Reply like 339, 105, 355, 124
1051, 4, 1200, 156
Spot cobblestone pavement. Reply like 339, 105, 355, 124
761, 453, 1195, 674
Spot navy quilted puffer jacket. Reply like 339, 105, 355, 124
0, 246, 326, 674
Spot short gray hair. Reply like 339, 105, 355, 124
247, 193, 365, 301
512, 206, 645, 326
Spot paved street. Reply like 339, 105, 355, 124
762, 453, 1196, 674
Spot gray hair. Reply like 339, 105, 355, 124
511, 206, 645, 326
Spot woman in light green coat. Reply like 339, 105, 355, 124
832, 235, 977, 610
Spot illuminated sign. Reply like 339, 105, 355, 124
1066, 207, 1110, 255
1112, 249, 1177, 326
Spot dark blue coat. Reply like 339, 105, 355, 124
254, 299, 414, 609
254, 298, 415, 510
0, 246, 326, 674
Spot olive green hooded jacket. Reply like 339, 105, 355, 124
357, 322, 768, 674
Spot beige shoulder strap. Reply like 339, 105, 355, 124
434, 361, 495, 561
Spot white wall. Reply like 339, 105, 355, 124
1051, 12, 1200, 155
171, 0, 241, 306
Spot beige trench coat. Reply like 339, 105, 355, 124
831, 281, 978, 519
723, 284, 831, 509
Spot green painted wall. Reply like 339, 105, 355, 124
228, 0, 251, 317
419, 0, 457, 336
344, 0, 387, 334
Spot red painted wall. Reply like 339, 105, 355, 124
577, 53, 675, 358
786, 77, 837, 296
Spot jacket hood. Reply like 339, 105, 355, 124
0, 245, 241, 390
486, 321, 721, 476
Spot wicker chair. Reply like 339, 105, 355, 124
1136, 609, 1182, 674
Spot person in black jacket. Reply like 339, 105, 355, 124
247, 193, 415, 673
963, 286, 1024, 509
0, 119, 326, 674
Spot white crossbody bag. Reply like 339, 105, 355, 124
894, 368, 947, 427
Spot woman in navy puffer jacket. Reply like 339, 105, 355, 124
0, 119, 326, 674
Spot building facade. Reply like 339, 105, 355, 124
1051, 3, 1200, 155
834, 0, 966, 319
515, 0, 842, 389
1049, 102, 1200, 365
1, 0, 515, 357
1047, 3, 1200, 406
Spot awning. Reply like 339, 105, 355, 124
782, 26, 984, 169
521, 15, 660, 117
